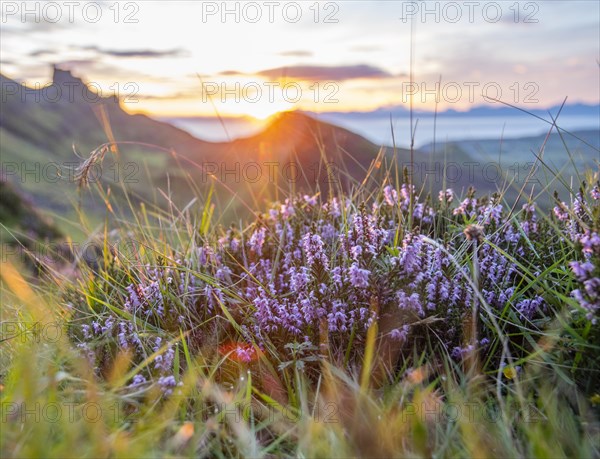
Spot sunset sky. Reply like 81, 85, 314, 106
1, 1, 598, 119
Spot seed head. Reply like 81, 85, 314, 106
464, 224, 485, 242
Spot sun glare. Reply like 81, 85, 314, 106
242, 99, 294, 120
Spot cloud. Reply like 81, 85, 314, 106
82, 46, 186, 58
219, 70, 244, 76
278, 50, 313, 57
257, 64, 393, 81
56, 59, 98, 69
350, 45, 382, 53
29, 49, 55, 57
138, 91, 194, 101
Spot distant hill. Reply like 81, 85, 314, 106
0, 68, 397, 237
310, 102, 600, 120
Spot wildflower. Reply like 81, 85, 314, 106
383, 185, 398, 206
302, 233, 329, 269
454, 197, 477, 217
580, 232, 600, 255
249, 227, 267, 255
130, 374, 147, 387
218, 342, 259, 363
323, 197, 341, 217
398, 291, 424, 316
400, 183, 414, 204
289, 266, 310, 292
502, 366, 519, 380
553, 203, 569, 221
570, 261, 595, 281
154, 344, 175, 373
439, 188, 453, 203
451, 344, 474, 360
303, 194, 318, 206
157, 375, 178, 395
515, 296, 544, 320
348, 263, 370, 288
350, 245, 363, 260
280, 199, 295, 218
390, 325, 410, 342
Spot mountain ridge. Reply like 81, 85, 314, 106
0, 68, 395, 232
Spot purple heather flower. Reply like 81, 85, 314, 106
400, 183, 415, 203
304, 194, 318, 206
331, 266, 343, 288
126, 284, 142, 310
249, 227, 267, 255
321, 223, 337, 240
454, 197, 477, 217
570, 261, 595, 281
584, 278, 600, 298
571, 288, 599, 323
553, 204, 569, 221
130, 374, 147, 387
398, 291, 424, 316
216, 266, 232, 282
302, 233, 329, 269
522, 203, 535, 214
234, 346, 257, 363
323, 197, 341, 218
348, 263, 370, 288
515, 296, 544, 320
390, 325, 410, 342
350, 245, 363, 260
157, 375, 178, 396
383, 185, 398, 206
580, 232, 600, 255
154, 344, 175, 374
289, 266, 311, 292
328, 300, 350, 332
439, 188, 453, 203
591, 185, 600, 200
451, 344, 474, 360
81, 324, 91, 340
281, 199, 295, 218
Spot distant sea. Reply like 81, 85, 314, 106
164, 113, 600, 148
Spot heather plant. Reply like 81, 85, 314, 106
57, 173, 600, 399
2, 142, 599, 457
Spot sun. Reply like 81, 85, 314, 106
243, 99, 295, 120
219, 100, 291, 120
247, 106, 280, 120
